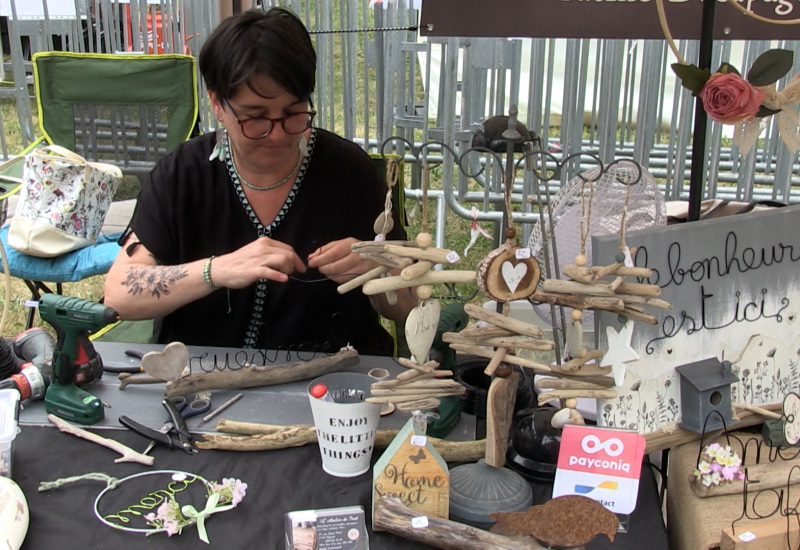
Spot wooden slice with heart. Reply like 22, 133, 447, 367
476, 245, 541, 302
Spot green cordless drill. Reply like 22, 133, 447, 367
39, 294, 119, 425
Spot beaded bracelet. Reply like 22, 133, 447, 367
203, 256, 219, 290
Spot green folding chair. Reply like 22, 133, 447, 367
30, 51, 199, 191
0, 52, 199, 330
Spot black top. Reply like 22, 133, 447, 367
130, 128, 405, 355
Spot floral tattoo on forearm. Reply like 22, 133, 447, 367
122, 266, 189, 299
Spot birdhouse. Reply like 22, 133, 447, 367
676, 358, 739, 433
372, 417, 449, 529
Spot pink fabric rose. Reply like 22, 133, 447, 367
700, 72, 765, 124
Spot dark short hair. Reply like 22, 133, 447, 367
199, 7, 316, 102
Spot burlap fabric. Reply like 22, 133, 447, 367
667, 431, 790, 550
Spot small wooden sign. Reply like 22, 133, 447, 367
372, 418, 450, 528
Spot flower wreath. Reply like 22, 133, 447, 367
656, 0, 800, 156
693, 442, 746, 487
91, 470, 247, 544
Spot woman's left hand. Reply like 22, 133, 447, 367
307, 238, 375, 284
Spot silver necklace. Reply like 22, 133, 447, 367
230, 146, 302, 192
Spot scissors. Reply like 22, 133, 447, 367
119, 395, 211, 455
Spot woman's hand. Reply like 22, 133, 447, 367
307, 238, 375, 284
105, 234, 306, 320
214, 236, 306, 288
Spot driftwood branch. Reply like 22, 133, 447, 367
529, 290, 625, 312
360, 251, 414, 270
458, 326, 516, 339
362, 270, 477, 295
48, 414, 154, 466
384, 244, 461, 264
118, 372, 164, 389
352, 240, 417, 253
691, 456, 800, 498
732, 402, 782, 420
556, 349, 604, 373
447, 343, 552, 374
373, 497, 544, 549
643, 405, 781, 454
549, 362, 612, 377
538, 389, 618, 405
442, 332, 555, 351
164, 349, 359, 397
337, 265, 389, 294
197, 420, 486, 463
464, 304, 544, 339
401, 260, 435, 281
535, 377, 612, 391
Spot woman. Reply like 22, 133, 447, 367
104, 8, 414, 355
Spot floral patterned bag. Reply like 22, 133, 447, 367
8, 145, 122, 258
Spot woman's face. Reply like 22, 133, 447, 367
211, 74, 312, 170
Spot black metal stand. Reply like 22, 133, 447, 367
687, 0, 717, 221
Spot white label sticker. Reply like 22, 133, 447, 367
738, 532, 756, 542
411, 516, 429, 529
623, 246, 633, 267
410, 435, 428, 447
515, 247, 531, 259
374, 233, 386, 242
445, 251, 460, 263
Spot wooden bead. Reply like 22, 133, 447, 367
504, 227, 516, 240
574, 254, 587, 266
495, 363, 512, 378
565, 398, 578, 409
415, 232, 433, 248
571, 309, 583, 321
416, 285, 432, 300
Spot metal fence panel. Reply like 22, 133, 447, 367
1, 0, 798, 242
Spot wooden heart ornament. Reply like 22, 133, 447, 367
141, 341, 189, 382
476, 245, 541, 302
405, 299, 441, 365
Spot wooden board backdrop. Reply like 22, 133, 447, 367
592, 205, 800, 434
420, 0, 800, 40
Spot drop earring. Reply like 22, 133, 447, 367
209, 127, 227, 162
298, 134, 309, 157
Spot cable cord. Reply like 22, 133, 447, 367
0, 228, 11, 338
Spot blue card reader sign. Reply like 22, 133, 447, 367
552, 425, 646, 515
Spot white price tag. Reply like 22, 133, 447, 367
374, 233, 386, 242
411, 516, 429, 529
738, 532, 756, 542
515, 247, 531, 259
410, 435, 428, 447
623, 246, 633, 267
445, 251, 460, 264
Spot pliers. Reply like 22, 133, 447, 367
119, 397, 199, 454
